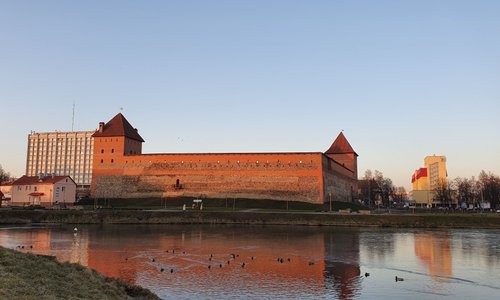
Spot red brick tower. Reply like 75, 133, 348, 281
92, 113, 144, 174
325, 132, 358, 180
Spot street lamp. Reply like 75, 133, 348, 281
329, 192, 332, 212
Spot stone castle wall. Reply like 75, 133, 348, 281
92, 153, 325, 203
322, 156, 357, 203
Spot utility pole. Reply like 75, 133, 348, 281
71, 102, 75, 131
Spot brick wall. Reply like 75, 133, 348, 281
92, 152, 325, 203
91, 135, 358, 204
321, 156, 357, 203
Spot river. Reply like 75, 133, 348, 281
1, 224, 499, 299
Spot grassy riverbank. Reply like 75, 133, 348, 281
78, 197, 362, 211
1, 209, 500, 228
0, 246, 159, 300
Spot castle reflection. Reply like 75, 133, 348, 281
86, 226, 362, 299
323, 230, 361, 300
85, 226, 329, 298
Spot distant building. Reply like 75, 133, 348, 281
11, 175, 76, 207
0, 181, 13, 207
26, 131, 94, 189
410, 156, 448, 207
0, 181, 13, 199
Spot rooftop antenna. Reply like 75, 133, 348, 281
71, 102, 75, 131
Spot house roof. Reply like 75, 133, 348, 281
325, 132, 358, 156
92, 113, 145, 142
12, 175, 75, 186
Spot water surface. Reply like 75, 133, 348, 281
1, 225, 499, 299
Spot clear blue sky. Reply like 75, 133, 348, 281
1, 0, 499, 190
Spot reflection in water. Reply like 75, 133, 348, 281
87, 226, 329, 299
1, 225, 500, 300
324, 230, 361, 300
414, 232, 452, 282
360, 231, 395, 264
0, 228, 89, 265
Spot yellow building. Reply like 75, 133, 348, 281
410, 156, 447, 207
424, 156, 447, 191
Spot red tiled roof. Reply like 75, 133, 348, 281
12, 175, 74, 186
325, 132, 358, 156
92, 113, 145, 142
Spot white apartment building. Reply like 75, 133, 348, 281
26, 131, 95, 188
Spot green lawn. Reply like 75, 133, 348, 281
0, 246, 159, 300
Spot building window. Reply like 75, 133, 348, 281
101, 149, 104, 153
100, 159, 103, 163
111, 149, 114, 153
111, 159, 114, 163
62, 187, 65, 191
34, 187, 37, 191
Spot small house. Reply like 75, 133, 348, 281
0, 181, 13, 207
11, 175, 76, 207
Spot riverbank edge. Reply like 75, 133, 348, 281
0, 246, 160, 299
1, 210, 500, 228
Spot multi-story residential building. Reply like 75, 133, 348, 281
425, 156, 447, 191
26, 131, 95, 189
411, 155, 448, 207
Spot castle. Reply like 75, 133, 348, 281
90, 113, 358, 204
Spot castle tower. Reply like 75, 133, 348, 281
325, 132, 358, 180
91, 113, 144, 173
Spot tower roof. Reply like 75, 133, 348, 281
325, 132, 358, 156
92, 113, 145, 142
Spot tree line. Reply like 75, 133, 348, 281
358, 169, 500, 209
433, 170, 500, 208
358, 170, 407, 208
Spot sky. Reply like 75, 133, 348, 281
1, 0, 499, 190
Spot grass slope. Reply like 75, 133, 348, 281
0, 246, 159, 300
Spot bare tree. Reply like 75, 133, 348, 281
433, 178, 453, 206
392, 186, 408, 205
478, 170, 500, 209
359, 169, 395, 207
454, 177, 475, 205
0, 165, 13, 184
